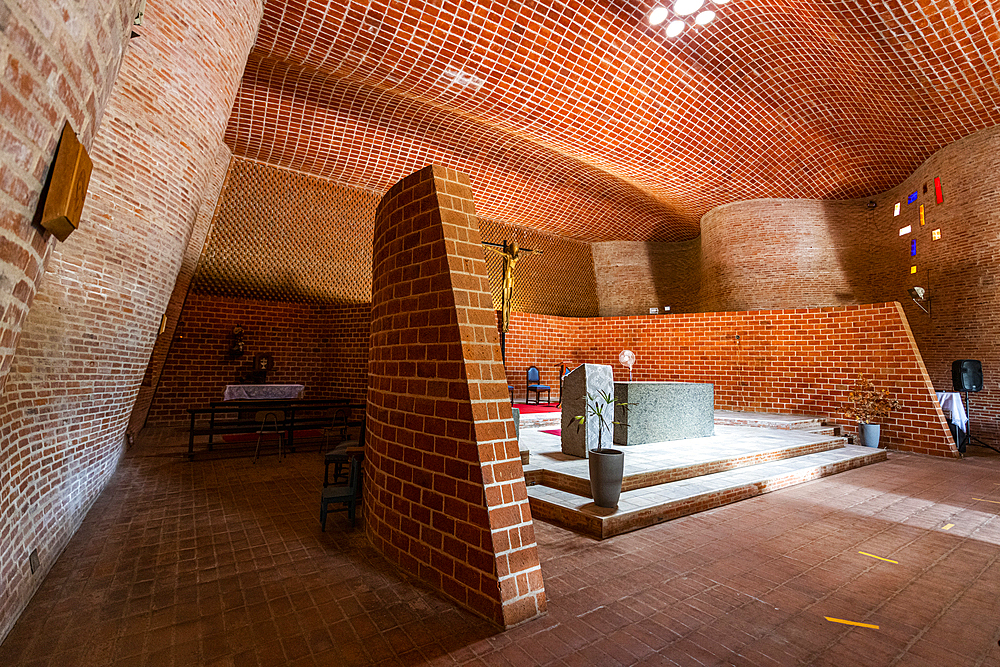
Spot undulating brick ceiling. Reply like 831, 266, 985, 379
225, 0, 1000, 243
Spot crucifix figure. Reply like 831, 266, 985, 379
483, 239, 542, 333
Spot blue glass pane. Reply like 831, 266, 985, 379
907, 191, 918, 204
911, 239, 916, 256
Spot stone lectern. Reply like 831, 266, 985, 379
560, 363, 615, 458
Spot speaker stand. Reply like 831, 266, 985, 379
962, 391, 1000, 454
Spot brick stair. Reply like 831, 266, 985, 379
523, 411, 883, 539
527, 445, 886, 539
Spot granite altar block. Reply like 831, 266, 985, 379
613, 381, 714, 445
561, 364, 614, 458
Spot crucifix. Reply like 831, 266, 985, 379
483, 239, 542, 363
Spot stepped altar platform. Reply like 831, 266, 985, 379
520, 411, 886, 539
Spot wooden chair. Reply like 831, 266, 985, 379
320, 449, 363, 529
324, 417, 366, 486
321, 408, 348, 453
252, 410, 285, 463
526, 366, 551, 404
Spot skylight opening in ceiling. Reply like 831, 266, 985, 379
648, 0, 729, 37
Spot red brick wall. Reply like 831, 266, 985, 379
591, 238, 702, 316
146, 294, 370, 424
699, 199, 874, 312
503, 304, 957, 457
592, 125, 1000, 445
130, 145, 233, 432
368, 165, 545, 628
862, 125, 1000, 443
0, 0, 261, 644
0, 1, 135, 391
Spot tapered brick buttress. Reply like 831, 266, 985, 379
366, 164, 546, 628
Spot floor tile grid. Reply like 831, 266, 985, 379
3, 429, 1000, 665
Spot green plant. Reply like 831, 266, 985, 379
573, 389, 630, 452
843, 374, 901, 424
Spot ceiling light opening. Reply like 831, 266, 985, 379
649, 6, 669, 25
666, 20, 686, 37
695, 10, 715, 25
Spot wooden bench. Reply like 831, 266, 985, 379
187, 399, 365, 460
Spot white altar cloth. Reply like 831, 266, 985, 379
224, 384, 304, 401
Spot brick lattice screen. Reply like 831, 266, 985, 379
192, 158, 380, 305
367, 164, 546, 628
479, 218, 599, 318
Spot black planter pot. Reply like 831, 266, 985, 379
588, 448, 624, 508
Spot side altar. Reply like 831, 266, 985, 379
613, 381, 714, 446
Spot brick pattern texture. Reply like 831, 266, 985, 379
479, 217, 599, 318
146, 294, 369, 425
592, 124, 1000, 445
368, 165, 546, 628
502, 304, 956, 457
0, 0, 261, 644
130, 145, 233, 433
0, 1, 135, 391
193, 158, 380, 305
592, 238, 702, 316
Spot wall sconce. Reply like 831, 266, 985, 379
908, 286, 931, 316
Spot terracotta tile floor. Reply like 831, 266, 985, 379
2, 428, 1000, 666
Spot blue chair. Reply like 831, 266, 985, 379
526, 366, 551, 404
321, 450, 363, 529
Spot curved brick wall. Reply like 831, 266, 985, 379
368, 165, 545, 628
0, 1, 136, 391
0, 0, 261, 643
593, 124, 1000, 443
862, 125, 1000, 443
698, 199, 873, 313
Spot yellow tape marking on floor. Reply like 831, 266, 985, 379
972, 497, 1000, 505
941, 523, 955, 530
825, 617, 880, 629
858, 551, 898, 564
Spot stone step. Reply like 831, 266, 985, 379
714, 411, 829, 430
519, 410, 843, 434
528, 445, 887, 540
524, 433, 847, 496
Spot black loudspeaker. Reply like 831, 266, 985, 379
952, 359, 983, 393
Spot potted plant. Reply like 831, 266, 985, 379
843, 374, 901, 448
573, 390, 629, 508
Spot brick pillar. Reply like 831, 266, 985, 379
367, 165, 546, 628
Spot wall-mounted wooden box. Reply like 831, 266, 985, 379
40, 123, 93, 242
